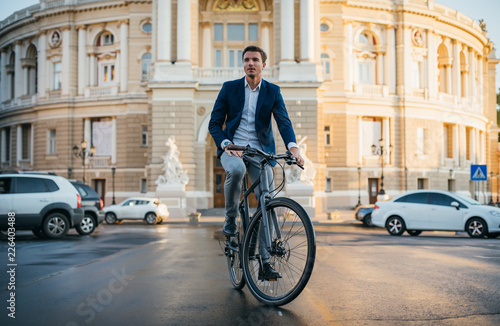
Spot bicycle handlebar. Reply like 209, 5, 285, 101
226, 144, 304, 170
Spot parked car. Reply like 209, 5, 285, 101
355, 204, 375, 226
371, 189, 500, 238
103, 197, 169, 225
70, 180, 105, 235
0, 173, 84, 239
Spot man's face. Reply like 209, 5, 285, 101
243, 51, 266, 79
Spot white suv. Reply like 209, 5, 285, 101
0, 173, 84, 239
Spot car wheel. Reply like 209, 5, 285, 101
43, 213, 70, 239
105, 212, 117, 224
32, 228, 46, 238
386, 216, 406, 236
363, 214, 373, 226
466, 218, 488, 238
145, 212, 157, 225
76, 215, 96, 235
407, 230, 422, 236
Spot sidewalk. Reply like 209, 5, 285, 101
165, 208, 358, 226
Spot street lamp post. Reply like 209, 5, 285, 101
111, 166, 116, 205
371, 138, 392, 198
73, 140, 96, 184
355, 167, 362, 207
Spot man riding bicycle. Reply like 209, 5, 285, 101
208, 45, 304, 281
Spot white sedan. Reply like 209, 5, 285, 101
103, 197, 169, 225
371, 189, 500, 238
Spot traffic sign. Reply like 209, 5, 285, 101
470, 164, 487, 181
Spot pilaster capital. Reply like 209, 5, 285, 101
13, 40, 22, 47
36, 30, 47, 38
386, 24, 396, 30
117, 19, 129, 27
76, 24, 88, 31
60, 25, 72, 32
343, 19, 353, 25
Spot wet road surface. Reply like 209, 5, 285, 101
1, 222, 499, 325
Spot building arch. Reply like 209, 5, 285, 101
25, 43, 37, 95
437, 42, 452, 93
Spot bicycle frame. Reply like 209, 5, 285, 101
238, 156, 282, 254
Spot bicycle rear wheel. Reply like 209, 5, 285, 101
242, 197, 316, 306
226, 213, 245, 289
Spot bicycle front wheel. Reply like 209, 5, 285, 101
226, 213, 245, 290
242, 197, 316, 306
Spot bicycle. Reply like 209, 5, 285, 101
222, 144, 316, 306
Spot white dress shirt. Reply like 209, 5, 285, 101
222, 79, 297, 151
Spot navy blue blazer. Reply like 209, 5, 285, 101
209, 77, 297, 158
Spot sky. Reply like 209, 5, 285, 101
1, 0, 499, 89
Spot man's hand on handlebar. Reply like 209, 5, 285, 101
225, 145, 243, 158
289, 147, 304, 166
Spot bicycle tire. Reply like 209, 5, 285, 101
226, 213, 246, 289
241, 197, 316, 306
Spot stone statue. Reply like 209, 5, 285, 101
286, 136, 316, 185
155, 137, 189, 185
479, 19, 487, 32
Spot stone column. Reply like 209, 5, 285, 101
37, 32, 47, 99
84, 119, 91, 164
0, 129, 5, 163
453, 124, 459, 166
385, 26, 396, 93
14, 42, 22, 100
477, 55, 483, 107
345, 21, 353, 91
157, 0, 172, 62
119, 20, 129, 92
446, 63, 452, 94
358, 116, 363, 164
16, 125, 22, 166
77, 25, 87, 96
427, 30, 437, 99
61, 26, 71, 96
403, 27, 412, 94
376, 53, 384, 85
112, 117, 117, 164
0, 50, 5, 102
23, 59, 29, 96
177, 0, 191, 62
300, 0, 314, 62
202, 23, 211, 67
469, 49, 476, 104
89, 54, 96, 86
281, 0, 294, 61
452, 40, 461, 98
261, 23, 270, 56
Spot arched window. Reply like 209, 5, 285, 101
355, 30, 379, 85
321, 53, 331, 80
98, 32, 114, 46
141, 53, 152, 81
25, 44, 37, 95
460, 51, 467, 98
438, 43, 451, 94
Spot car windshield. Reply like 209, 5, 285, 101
451, 193, 481, 205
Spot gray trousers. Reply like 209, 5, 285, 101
220, 152, 274, 262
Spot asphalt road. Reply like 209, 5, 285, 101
1, 222, 499, 326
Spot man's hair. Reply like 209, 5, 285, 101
242, 45, 267, 63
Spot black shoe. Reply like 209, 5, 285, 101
259, 262, 282, 281
222, 217, 237, 237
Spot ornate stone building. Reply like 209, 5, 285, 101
0, 0, 498, 216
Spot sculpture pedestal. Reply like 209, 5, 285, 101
156, 183, 187, 218
285, 182, 316, 217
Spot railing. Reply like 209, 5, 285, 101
91, 156, 109, 168
48, 90, 61, 100
195, 67, 278, 84
363, 155, 380, 167
353, 84, 389, 97
84, 85, 119, 98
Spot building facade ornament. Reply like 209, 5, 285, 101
49, 30, 61, 48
